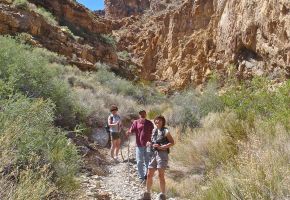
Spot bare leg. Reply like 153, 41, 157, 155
115, 138, 121, 158
158, 169, 166, 194
146, 168, 156, 193
110, 139, 116, 158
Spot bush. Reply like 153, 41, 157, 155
166, 82, 224, 129
34, 7, 58, 26
94, 64, 165, 105
61, 26, 80, 40
117, 51, 130, 60
0, 36, 84, 128
200, 126, 290, 200
168, 113, 290, 199
166, 77, 290, 199
100, 34, 116, 48
62, 66, 142, 127
12, 0, 29, 9
0, 94, 80, 198
222, 77, 290, 129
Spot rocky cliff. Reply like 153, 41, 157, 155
105, 0, 150, 19
112, 0, 290, 89
1, 0, 289, 90
0, 0, 118, 70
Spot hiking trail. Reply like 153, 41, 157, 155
77, 137, 177, 200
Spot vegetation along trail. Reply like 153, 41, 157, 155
0, 0, 289, 199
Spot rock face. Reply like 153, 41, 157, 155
0, 0, 118, 70
28, 0, 112, 35
114, 0, 290, 89
0, 0, 289, 89
105, 0, 150, 19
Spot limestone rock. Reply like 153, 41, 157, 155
28, 0, 112, 34
0, 2, 118, 70
105, 0, 150, 19
114, 0, 290, 89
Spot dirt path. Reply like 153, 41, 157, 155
78, 139, 177, 200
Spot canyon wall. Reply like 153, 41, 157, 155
112, 0, 290, 89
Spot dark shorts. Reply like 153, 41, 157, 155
110, 132, 121, 140
148, 150, 168, 169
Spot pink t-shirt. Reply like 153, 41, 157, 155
129, 118, 154, 147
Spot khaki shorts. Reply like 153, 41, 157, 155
148, 150, 168, 169
110, 132, 120, 140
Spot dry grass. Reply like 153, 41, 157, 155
0, 177, 14, 200
164, 113, 290, 199
63, 66, 142, 127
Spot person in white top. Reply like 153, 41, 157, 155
108, 105, 122, 160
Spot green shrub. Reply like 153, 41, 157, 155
61, 26, 80, 40
222, 77, 290, 129
13, 0, 29, 9
166, 82, 224, 129
94, 64, 165, 105
12, 168, 55, 200
34, 7, 58, 26
0, 94, 80, 198
0, 36, 84, 128
100, 34, 116, 48
60, 65, 142, 127
117, 51, 130, 60
199, 81, 224, 117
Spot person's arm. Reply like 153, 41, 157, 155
157, 132, 174, 150
126, 120, 136, 135
146, 127, 155, 147
108, 116, 119, 126
149, 121, 154, 143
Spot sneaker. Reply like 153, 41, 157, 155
138, 192, 151, 200
158, 193, 166, 200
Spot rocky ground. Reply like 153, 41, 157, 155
77, 137, 177, 200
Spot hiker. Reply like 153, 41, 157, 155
108, 105, 122, 160
126, 110, 154, 183
141, 115, 175, 200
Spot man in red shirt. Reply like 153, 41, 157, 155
127, 110, 154, 182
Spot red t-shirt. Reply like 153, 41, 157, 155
129, 118, 154, 147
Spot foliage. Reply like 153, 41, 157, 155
12, 0, 29, 9
34, 7, 58, 26
100, 34, 116, 48
0, 36, 85, 128
0, 94, 80, 198
168, 113, 290, 199
166, 81, 224, 129
166, 77, 290, 199
94, 63, 166, 105
61, 26, 80, 40
222, 77, 290, 129
117, 51, 130, 60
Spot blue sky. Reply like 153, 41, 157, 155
77, 0, 104, 10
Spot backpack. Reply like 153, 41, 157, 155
105, 115, 113, 133
152, 127, 170, 154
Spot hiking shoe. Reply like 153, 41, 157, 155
158, 193, 166, 200
138, 191, 151, 200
